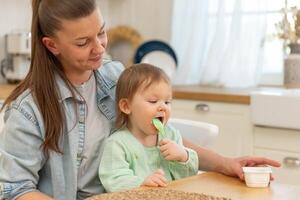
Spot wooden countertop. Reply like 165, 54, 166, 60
0, 84, 282, 105
88, 172, 300, 200
1, 84, 252, 104
173, 85, 253, 104
0, 84, 17, 100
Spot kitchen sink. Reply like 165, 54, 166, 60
251, 88, 300, 130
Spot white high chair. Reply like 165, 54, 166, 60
168, 118, 219, 148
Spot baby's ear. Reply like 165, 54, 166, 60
119, 98, 131, 114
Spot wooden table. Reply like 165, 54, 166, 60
163, 172, 300, 200
89, 172, 300, 200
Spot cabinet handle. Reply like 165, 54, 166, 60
195, 104, 209, 112
283, 157, 300, 168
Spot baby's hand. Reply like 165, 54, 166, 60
159, 139, 188, 162
142, 169, 167, 187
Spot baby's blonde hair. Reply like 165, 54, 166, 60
115, 63, 171, 128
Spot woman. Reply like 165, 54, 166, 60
0, 0, 280, 199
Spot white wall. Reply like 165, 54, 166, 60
0, 0, 173, 83
98, 0, 173, 41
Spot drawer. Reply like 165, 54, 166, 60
172, 99, 249, 115
172, 99, 253, 157
254, 148, 300, 185
254, 127, 300, 153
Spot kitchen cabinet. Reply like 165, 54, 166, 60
253, 127, 300, 185
171, 99, 253, 157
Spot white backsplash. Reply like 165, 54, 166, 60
98, 0, 173, 41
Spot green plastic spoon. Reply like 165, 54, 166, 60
153, 118, 173, 167
152, 118, 166, 138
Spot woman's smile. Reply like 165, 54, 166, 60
89, 55, 102, 62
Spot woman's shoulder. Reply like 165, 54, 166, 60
5, 88, 41, 126
8, 88, 35, 109
97, 59, 125, 80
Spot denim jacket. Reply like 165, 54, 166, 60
0, 60, 124, 200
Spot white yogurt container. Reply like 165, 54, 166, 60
242, 167, 272, 188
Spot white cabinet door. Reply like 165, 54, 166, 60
254, 148, 300, 185
253, 126, 300, 185
172, 99, 253, 157
254, 127, 300, 153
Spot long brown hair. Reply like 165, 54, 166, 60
115, 63, 171, 129
1, 0, 97, 155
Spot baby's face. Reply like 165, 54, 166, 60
127, 80, 172, 137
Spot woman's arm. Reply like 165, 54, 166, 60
182, 138, 227, 172
183, 138, 281, 180
0, 106, 46, 199
17, 192, 53, 200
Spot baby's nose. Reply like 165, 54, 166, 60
158, 103, 166, 111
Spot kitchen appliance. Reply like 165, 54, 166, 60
1, 32, 31, 83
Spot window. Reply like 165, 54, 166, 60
171, 0, 300, 87
260, 0, 300, 85
208, 0, 300, 85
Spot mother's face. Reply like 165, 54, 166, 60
43, 8, 107, 75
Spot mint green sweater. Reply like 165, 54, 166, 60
99, 125, 199, 192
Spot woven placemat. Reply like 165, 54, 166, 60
86, 188, 231, 200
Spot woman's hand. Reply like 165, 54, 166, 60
182, 138, 281, 180
142, 169, 167, 187
220, 156, 281, 180
159, 139, 188, 162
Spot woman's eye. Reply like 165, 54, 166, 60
77, 42, 87, 47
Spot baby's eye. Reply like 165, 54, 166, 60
148, 100, 157, 104
98, 31, 106, 37
165, 100, 172, 105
